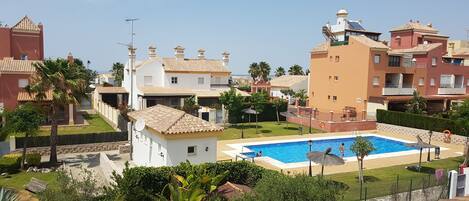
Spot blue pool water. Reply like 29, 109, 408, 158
242, 136, 416, 163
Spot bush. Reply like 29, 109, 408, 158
240, 102, 288, 122
376, 109, 463, 135
0, 154, 21, 173
26, 153, 41, 167
237, 173, 345, 201
105, 161, 273, 201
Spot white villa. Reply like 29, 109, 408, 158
121, 45, 249, 123
270, 75, 308, 104
128, 105, 223, 167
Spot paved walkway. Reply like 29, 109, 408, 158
217, 130, 465, 175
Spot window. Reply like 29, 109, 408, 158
20, 54, 28, 60
440, 75, 453, 88
430, 78, 435, 86
171, 77, 178, 84
335, 56, 340, 62
328, 76, 332, 80
18, 79, 28, 88
144, 76, 152, 86
198, 77, 204, 85
187, 146, 197, 156
418, 78, 424, 86
374, 54, 381, 64
332, 96, 337, 102
388, 56, 401, 67
329, 56, 333, 62
170, 98, 179, 106
327, 95, 331, 100
432, 57, 437, 66
372, 76, 379, 86
334, 76, 339, 81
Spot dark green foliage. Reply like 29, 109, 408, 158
406, 91, 427, 114
40, 168, 101, 201
111, 62, 124, 87
0, 154, 21, 173
240, 102, 287, 122
249, 92, 269, 114
220, 88, 245, 123
237, 173, 344, 201
376, 109, 463, 135
288, 64, 305, 75
25, 153, 41, 167
237, 85, 251, 92
182, 96, 200, 116
104, 161, 272, 201
274, 67, 286, 77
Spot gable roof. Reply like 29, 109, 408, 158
162, 58, 230, 73
270, 75, 308, 88
388, 43, 441, 55
0, 58, 40, 73
390, 22, 438, 33
127, 105, 223, 135
12, 16, 41, 33
350, 35, 389, 49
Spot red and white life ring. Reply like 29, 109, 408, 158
319, 122, 326, 129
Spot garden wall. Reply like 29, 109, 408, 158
377, 123, 467, 145
10, 141, 127, 156
369, 185, 446, 201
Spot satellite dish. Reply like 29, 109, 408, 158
135, 118, 146, 132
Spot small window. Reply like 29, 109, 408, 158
198, 77, 204, 85
432, 57, 437, 66
388, 56, 401, 67
328, 76, 332, 80
18, 79, 28, 88
171, 77, 178, 84
144, 76, 152, 86
374, 54, 381, 64
327, 95, 331, 100
418, 78, 424, 86
430, 78, 435, 86
372, 76, 379, 86
332, 96, 337, 101
329, 56, 333, 62
334, 76, 339, 81
187, 146, 197, 156
335, 56, 340, 62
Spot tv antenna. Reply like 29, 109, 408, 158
125, 18, 139, 48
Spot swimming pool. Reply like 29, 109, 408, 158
233, 135, 419, 166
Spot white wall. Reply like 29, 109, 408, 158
164, 73, 211, 90
132, 128, 218, 167
367, 102, 387, 116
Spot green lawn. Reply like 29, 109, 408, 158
35, 114, 115, 136
327, 156, 462, 200
0, 171, 57, 190
219, 121, 324, 140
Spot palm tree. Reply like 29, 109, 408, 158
288, 64, 305, 75
258, 61, 271, 81
274, 67, 286, 77
26, 58, 87, 164
248, 62, 260, 81
350, 136, 375, 184
0, 187, 19, 201
294, 89, 308, 106
406, 91, 427, 114
111, 62, 124, 87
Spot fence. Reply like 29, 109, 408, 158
96, 101, 120, 127
13, 131, 128, 149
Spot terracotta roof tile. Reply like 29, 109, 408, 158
162, 58, 230, 73
388, 43, 441, 55
17, 90, 53, 101
0, 58, 40, 73
127, 105, 223, 135
350, 35, 389, 49
390, 22, 438, 33
12, 16, 41, 33
270, 75, 308, 88
95, 86, 127, 94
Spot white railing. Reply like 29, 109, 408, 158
382, 87, 415, 96
438, 87, 466, 95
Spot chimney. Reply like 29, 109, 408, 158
222, 51, 230, 66
67, 52, 74, 64
148, 45, 157, 59
128, 47, 137, 70
174, 45, 185, 60
198, 49, 206, 60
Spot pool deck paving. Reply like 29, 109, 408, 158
217, 130, 465, 175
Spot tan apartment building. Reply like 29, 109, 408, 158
309, 10, 469, 117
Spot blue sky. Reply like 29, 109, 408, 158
3, 0, 469, 74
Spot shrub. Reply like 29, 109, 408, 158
0, 154, 21, 173
376, 109, 463, 135
104, 161, 273, 201
26, 153, 41, 167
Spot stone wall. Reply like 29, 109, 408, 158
11, 141, 127, 156
377, 123, 467, 145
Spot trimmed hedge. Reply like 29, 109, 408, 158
107, 161, 275, 201
376, 109, 464, 135
240, 102, 288, 123
0, 153, 21, 173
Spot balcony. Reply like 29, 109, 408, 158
382, 87, 415, 96
438, 87, 466, 95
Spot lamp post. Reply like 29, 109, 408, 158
427, 130, 433, 162
241, 115, 245, 139
309, 108, 312, 134
308, 139, 313, 177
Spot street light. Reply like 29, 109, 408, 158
308, 139, 313, 177
309, 108, 312, 134
427, 130, 433, 162
241, 115, 245, 139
